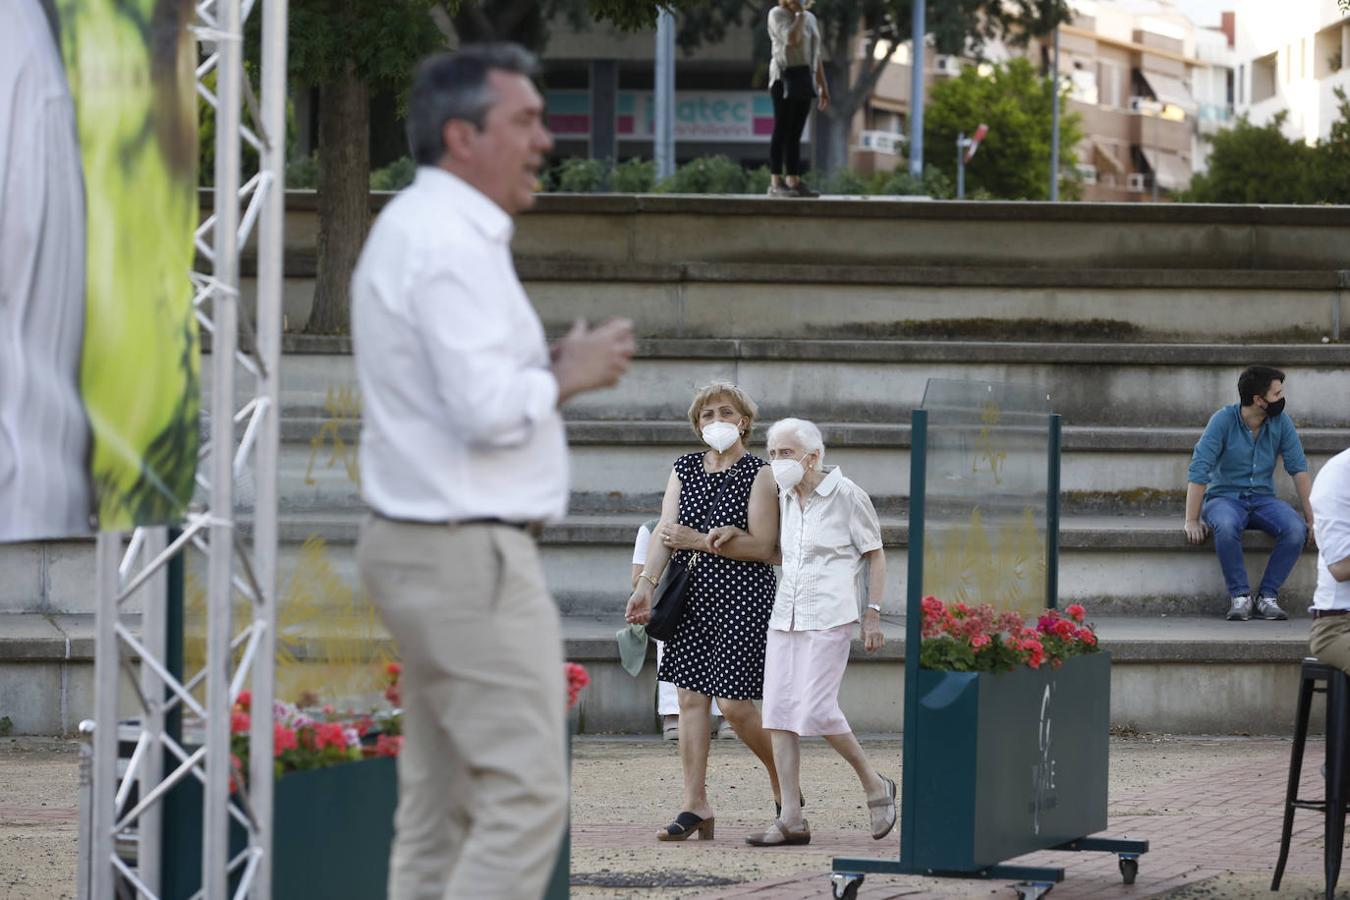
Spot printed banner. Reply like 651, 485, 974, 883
548, 89, 801, 144
0, 0, 200, 542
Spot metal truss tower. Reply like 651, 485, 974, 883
82, 0, 287, 896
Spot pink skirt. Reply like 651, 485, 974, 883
761, 623, 854, 736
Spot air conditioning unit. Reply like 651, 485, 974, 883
858, 130, 903, 154
1078, 165, 1098, 185
934, 55, 963, 76
1126, 172, 1148, 192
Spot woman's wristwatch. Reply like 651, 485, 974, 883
866, 603, 882, 613
639, 571, 660, 588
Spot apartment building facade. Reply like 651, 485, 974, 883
1229, 0, 1350, 143
536, 1, 1244, 199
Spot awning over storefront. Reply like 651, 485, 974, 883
1092, 140, 1126, 175
1139, 70, 1198, 115
1140, 147, 1192, 191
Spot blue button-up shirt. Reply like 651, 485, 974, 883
1187, 403, 1308, 498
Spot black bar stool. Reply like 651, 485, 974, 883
1272, 657, 1350, 900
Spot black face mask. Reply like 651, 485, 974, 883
1262, 397, 1286, 419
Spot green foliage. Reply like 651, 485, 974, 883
370, 157, 417, 191
610, 157, 658, 193
880, 165, 955, 198
745, 165, 773, 195
1182, 91, 1350, 204
923, 57, 1083, 201
283, 0, 445, 89
0, 716, 11, 737
655, 155, 750, 193
552, 157, 611, 192
287, 154, 320, 189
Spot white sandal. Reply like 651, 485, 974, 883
869, 773, 897, 839
744, 817, 811, 846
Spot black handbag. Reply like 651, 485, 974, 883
781, 65, 816, 101
644, 468, 738, 642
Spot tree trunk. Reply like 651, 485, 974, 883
307, 61, 369, 335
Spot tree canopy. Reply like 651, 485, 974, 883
923, 57, 1082, 200
1182, 90, 1350, 204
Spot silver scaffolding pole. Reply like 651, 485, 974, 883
81, 0, 285, 894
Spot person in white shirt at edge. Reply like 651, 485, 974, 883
351, 44, 635, 900
1307, 448, 1350, 671
630, 520, 726, 740
711, 418, 897, 846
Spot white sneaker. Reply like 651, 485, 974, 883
1254, 595, 1288, 621
662, 714, 679, 741
1226, 595, 1253, 621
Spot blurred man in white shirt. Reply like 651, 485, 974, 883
1308, 448, 1350, 672
352, 44, 634, 900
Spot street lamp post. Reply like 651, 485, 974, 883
956, 123, 988, 200
1049, 24, 1061, 201
909, 1, 925, 179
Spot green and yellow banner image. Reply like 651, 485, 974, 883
0, 0, 199, 541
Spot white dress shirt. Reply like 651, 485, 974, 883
771, 467, 884, 632
352, 167, 568, 523
1311, 448, 1350, 611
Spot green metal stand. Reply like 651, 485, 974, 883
833, 404, 1149, 896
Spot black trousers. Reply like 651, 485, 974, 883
769, 78, 812, 176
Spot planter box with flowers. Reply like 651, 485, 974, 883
907, 597, 1109, 872
163, 662, 588, 899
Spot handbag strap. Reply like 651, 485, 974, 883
685, 457, 744, 567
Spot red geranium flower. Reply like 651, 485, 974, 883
1065, 603, 1086, 622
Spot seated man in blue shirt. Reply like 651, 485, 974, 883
1185, 366, 1314, 621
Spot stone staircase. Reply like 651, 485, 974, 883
2, 194, 1348, 736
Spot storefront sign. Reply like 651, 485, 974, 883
547, 90, 796, 144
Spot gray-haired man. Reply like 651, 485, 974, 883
352, 44, 634, 900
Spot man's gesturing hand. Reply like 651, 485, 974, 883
553, 318, 635, 404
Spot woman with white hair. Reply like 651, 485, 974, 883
712, 417, 895, 847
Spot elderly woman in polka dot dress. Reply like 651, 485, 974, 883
626, 382, 784, 842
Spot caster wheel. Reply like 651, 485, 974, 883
1119, 856, 1139, 885
1012, 881, 1054, 899
831, 872, 865, 899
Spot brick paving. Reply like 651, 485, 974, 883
571, 738, 1336, 898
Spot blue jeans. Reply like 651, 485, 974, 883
1201, 495, 1307, 599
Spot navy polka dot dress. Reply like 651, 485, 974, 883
656, 452, 777, 700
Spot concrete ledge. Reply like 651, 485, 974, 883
262, 336, 1350, 366
272, 415, 1350, 456
250, 254, 1348, 288
259, 189, 1350, 227
6, 612, 1314, 734
256, 513, 1318, 555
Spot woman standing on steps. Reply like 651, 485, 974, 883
766, 0, 829, 198
716, 417, 897, 847
625, 382, 783, 842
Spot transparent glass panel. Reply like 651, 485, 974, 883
182, 382, 394, 712
919, 379, 1053, 616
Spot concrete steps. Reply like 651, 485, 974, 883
10, 196, 1350, 735
3, 512, 1322, 620
208, 339, 1350, 428
0, 611, 1318, 736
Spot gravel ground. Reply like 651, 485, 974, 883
0, 733, 1339, 899
0, 738, 79, 900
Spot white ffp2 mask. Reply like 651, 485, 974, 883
701, 422, 740, 453
771, 459, 805, 491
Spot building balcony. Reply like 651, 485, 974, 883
1128, 110, 1191, 156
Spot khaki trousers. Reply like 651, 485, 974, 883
357, 516, 567, 900
1311, 615, 1350, 675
